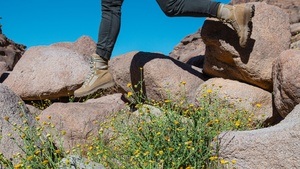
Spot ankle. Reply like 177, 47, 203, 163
217, 4, 232, 20
91, 53, 108, 70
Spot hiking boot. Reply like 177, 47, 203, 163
217, 4, 255, 47
74, 53, 115, 97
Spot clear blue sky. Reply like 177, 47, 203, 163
1, 0, 229, 58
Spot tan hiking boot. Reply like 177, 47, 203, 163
74, 53, 115, 97
217, 4, 255, 47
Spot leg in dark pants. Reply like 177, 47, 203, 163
96, 0, 124, 61
156, 0, 220, 17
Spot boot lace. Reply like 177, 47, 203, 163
83, 57, 99, 86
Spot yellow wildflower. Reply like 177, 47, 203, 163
184, 141, 193, 145
207, 89, 213, 94
220, 159, 228, 164
231, 159, 237, 164
127, 91, 133, 97
34, 150, 41, 155
88, 146, 93, 150
209, 156, 218, 161
127, 83, 132, 88
164, 99, 171, 103
42, 160, 49, 165
168, 147, 174, 152
256, 103, 262, 108
27, 156, 34, 161
35, 116, 40, 121
181, 81, 186, 85
14, 163, 22, 169
235, 120, 241, 127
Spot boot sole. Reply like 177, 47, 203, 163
240, 4, 255, 47
74, 81, 116, 98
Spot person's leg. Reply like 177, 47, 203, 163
156, 0, 220, 17
74, 0, 123, 97
96, 0, 124, 61
156, 0, 255, 47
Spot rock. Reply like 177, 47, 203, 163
290, 23, 300, 36
170, 29, 206, 68
273, 49, 300, 118
0, 34, 26, 70
51, 36, 96, 62
195, 78, 273, 123
3, 37, 92, 100
291, 33, 300, 43
290, 41, 300, 49
201, 2, 291, 91
218, 104, 300, 169
110, 51, 207, 103
39, 93, 127, 150
26, 104, 42, 116
0, 61, 6, 77
0, 84, 34, 163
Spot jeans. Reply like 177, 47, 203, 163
96, 0, 220, 61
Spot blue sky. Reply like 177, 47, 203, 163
1, 0, 229, 58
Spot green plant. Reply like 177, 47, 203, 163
82, 86, 262, 169
0, 102, 66, 169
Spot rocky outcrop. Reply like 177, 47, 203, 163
273, 49, 300, 118
0, 33, 26, 71
201, 2, 291, 91
3, 36, 95, 100
218, 104, 300, 169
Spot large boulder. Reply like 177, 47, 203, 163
39, 93, 127, 150
195, 78, 273, 123
218, 104, 300, 169
3, 36, 95, 100
110, 51, 207, 103
0, 84, 34, 163
201, 2, 291, 91
273, 49, 300, 118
